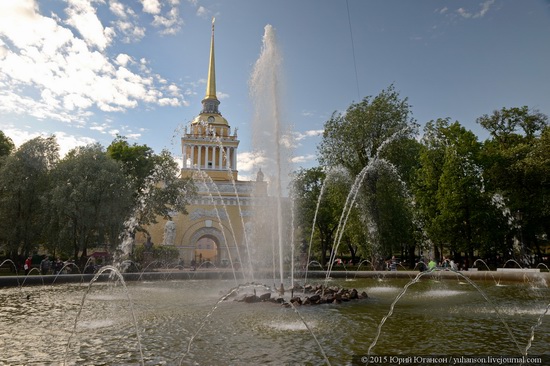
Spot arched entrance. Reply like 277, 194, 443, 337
187, 226, 236, 267
194, 236, 218, 265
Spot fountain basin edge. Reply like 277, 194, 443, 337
1, 269, 548, 288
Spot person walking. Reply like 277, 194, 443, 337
24, 256, 32, 275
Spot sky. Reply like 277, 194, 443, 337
1, 0, 549, 180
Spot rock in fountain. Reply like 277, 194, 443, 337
231, 282, 368, 307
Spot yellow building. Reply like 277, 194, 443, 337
146, 20, 267, 267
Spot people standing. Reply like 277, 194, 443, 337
428, 258, 437, 271
450, 258, 458, 271
40, 256, 51, 275
54, 258, 64, 274
24, 256, 32, 275
390, 256, 397, 271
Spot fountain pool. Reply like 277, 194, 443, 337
0, 274, 548, 365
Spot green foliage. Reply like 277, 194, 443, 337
107, 137, 197, 235
107, 135, 155, 194
0, 136, 59, 256
0, 133, 195, 261
319, 85, 418, 176
309, 96, 549, 266
478, 107, 550, 258
47, 143, 133, 259
316, 85, 419, 265
0, 131, 15, 158
291, 167, 337, 265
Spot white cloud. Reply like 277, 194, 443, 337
1, 127, 41, 150
217, 91, 229, 100
90, 122, 110, 133
196, 6, 209, 18
167, 84, 180, 96
2, 126, 95, 157
0, 0, 185, 126
293, 129, 324, 142
158, 97, 180, 106
152, 7, 183, 35
115, 53, 132, 67
65, 0, 114, 51
109, 0, 146, 43
457, 0, 495, 19
291, 154, 317, 164
237, 151, 266, 174
109, 0, 126, 18
141, 0, 161, 15
54, 130, 96, 156
125, 133, 142, 140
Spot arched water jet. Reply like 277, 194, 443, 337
64, 265, 144, 366
299, 168, 348, 293
325, 128, 411, 283
213, 134, 255, 281
177, 283, 271, 365
503, 259, 526, 269
473, 258, 501, 286
366, 269, 526, 361
0, 259, 21, 287
193, 170, 241, 284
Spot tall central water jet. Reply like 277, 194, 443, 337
249, 25, 291, 285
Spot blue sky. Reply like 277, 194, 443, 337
1, 0, 549, 180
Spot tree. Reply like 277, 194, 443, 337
317, 85, 419, 266
0, 131, 15, 158
478, 107, 550, 262
0, 136, 59, 257
414, 118, 452, 260
107, 136, 196, 239
291, 167, 339, 266
48, 144, 133, 260
415, 119, 511, 265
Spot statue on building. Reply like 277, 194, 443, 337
163, 220, 176, 245
256, 168, 264, 182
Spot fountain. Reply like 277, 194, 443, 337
0, 24, 549, 366
0, 272, 548, 365
248, 24, 292, 288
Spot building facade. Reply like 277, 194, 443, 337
146, 20, 267, 267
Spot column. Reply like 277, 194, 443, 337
205, 145, 209, 169
232, 147, 237, 170
225, 147, 229, 169
182, 144, 187, 168
212, 145, 216, 169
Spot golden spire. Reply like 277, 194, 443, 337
205, 17, 217, 101
201, 17, 220, 114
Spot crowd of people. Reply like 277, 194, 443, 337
386, 255, 460, 272
20, 255, 72, 275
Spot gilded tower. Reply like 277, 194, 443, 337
181, 18, 239, 182
147, 19, 267, 266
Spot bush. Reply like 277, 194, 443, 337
134, 244, 179, 266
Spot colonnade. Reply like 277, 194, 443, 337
182, 143, 237, 170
